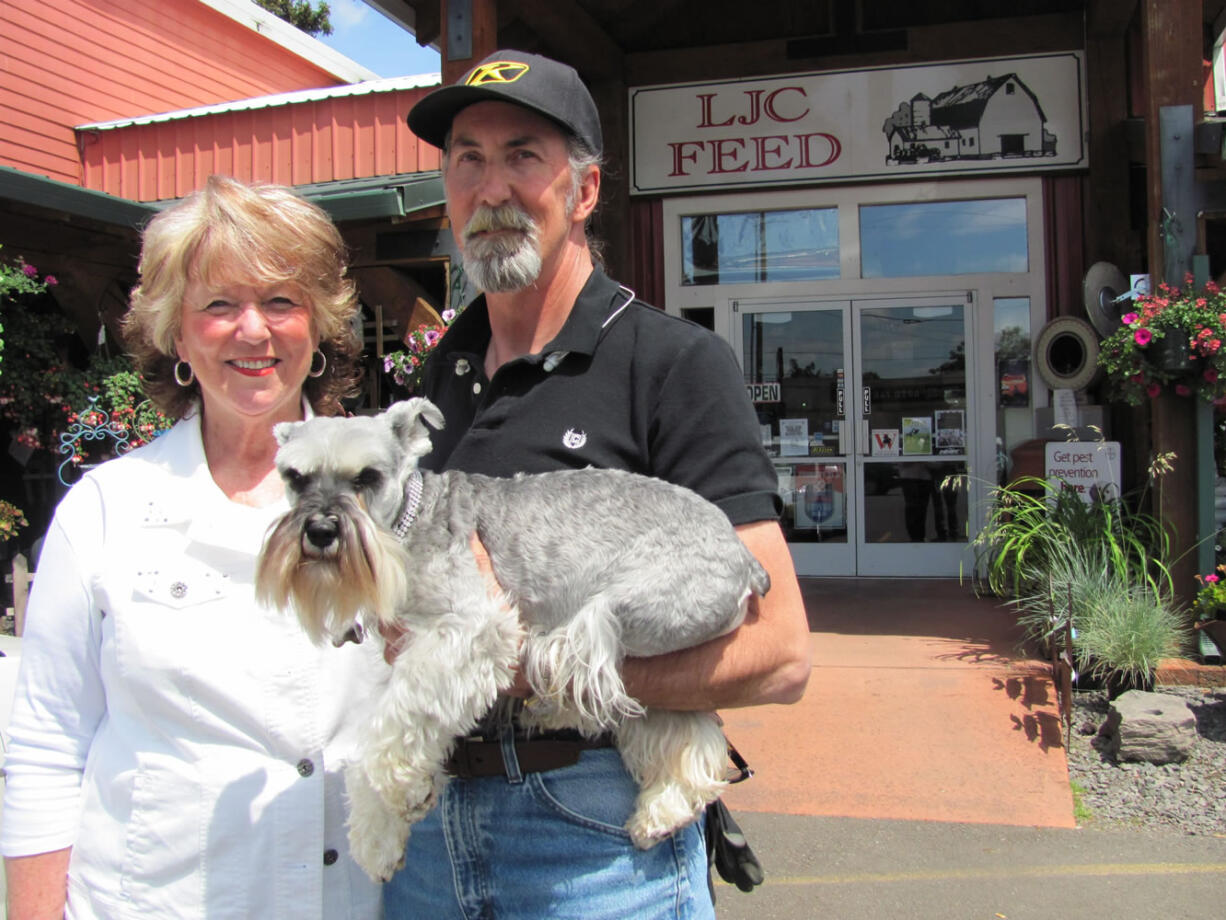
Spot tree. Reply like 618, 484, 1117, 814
255, 0, 333, 37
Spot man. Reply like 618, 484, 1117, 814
385, 49, 810, 919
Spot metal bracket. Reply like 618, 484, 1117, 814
447, 0, 473, 61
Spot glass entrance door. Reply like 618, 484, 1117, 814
740, 297, 971, 576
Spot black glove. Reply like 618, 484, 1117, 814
705, 798, 765, 895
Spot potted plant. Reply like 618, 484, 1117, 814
1191, 566, 1226, 658
1097, 277, 1226, 405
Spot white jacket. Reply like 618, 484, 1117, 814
1, 413, 383, 919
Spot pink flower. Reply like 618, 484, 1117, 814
21, 263, 37, 277
1176, 383, 1192, 396
1206, 367, 1220, 383
1147, 382, 1162, 398
1122, 312, 1139, 325
1208, 574, 1220, 584
1134, 328, 1152, 346
44, 275, 57, 286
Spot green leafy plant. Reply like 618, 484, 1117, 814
1097, 277, 1226, 404
0, 499, 27, 544
971, 474, 1174, 604
0, 245, 59, 381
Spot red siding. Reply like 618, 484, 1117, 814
79, 86, 442, 200
1, 0, 349, 185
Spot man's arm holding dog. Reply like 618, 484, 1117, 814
619, 519, 810, 711
383, 522, 811, 708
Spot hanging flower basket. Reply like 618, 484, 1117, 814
1151, 332, 1192, 372
1097, 277, 1226, 405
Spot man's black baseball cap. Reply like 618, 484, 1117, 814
407, 50, 602, 157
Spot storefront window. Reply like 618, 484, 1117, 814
859, 198, 1028, 278
994, 296, 1032, 485
680, 208, 838, 285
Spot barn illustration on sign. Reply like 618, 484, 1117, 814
882, 73, 1056, 165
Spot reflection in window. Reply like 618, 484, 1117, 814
995, 297, 1031, 410
994, 296, 1032, 485
859, 198, 1027, 278
681, 208, 839, 285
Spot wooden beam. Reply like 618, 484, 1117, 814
1142, 0, 1203, 288
508, 0, 624, 80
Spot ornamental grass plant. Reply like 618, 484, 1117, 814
972, 447, 1184, 689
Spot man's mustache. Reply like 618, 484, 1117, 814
463, 204, 536, 241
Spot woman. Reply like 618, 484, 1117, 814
1, 175, 383, 919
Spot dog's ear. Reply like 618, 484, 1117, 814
272, 420, 302, 446
385, 398, 445, 461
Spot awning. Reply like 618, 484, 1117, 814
0, 165, 159, 229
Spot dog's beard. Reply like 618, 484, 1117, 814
460, 203, 542, 293
255, 495, 411, 645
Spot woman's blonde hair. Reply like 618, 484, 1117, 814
124, 175, 362, 417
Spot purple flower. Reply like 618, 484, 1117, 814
442, 309, 456, 324
423, 329, 441, 347
21, 263, 37, 278
383, 355, 395, 373
1134, 328, 1152, 346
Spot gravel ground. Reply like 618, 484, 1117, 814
1065, 685, 1226, 835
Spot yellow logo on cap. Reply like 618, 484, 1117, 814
465, 61, 530, 86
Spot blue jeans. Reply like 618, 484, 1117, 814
383, 746, 714, 919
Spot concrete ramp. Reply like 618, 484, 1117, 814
721, 578, 1076, 828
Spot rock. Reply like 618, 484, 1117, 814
1100, 690, 1198, 764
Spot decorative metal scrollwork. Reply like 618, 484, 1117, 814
58, 396, 133, 485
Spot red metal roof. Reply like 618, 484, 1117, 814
76, 78, 443, 201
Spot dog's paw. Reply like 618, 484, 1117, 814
626, 814, 675, 850
349, 824, 409, 882
626, 785, 710, 850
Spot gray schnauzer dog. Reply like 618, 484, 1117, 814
255, 398, 769, 882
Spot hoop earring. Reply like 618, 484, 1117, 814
308, 350, 327, 378
173, 360, 195, 387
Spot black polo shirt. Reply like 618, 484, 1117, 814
419, 267, 781, 526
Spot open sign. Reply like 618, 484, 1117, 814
747, 382, 781, 403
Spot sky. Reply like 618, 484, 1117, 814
315, 0, 441, 78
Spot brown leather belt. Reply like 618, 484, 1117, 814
445, 732, 614, 779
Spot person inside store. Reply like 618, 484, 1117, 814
381, 48, 812, 919
1, 175, 384, 920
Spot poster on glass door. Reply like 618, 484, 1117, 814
794, 464, 846, 530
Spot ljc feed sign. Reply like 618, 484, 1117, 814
629, 52, 1086, 194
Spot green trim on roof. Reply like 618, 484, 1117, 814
0, 166, 158, 229
296, 172, 445, 222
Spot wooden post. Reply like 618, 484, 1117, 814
1142, 0, 1204, 608
440, 0, 498, 86
11, 552, 29, 638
